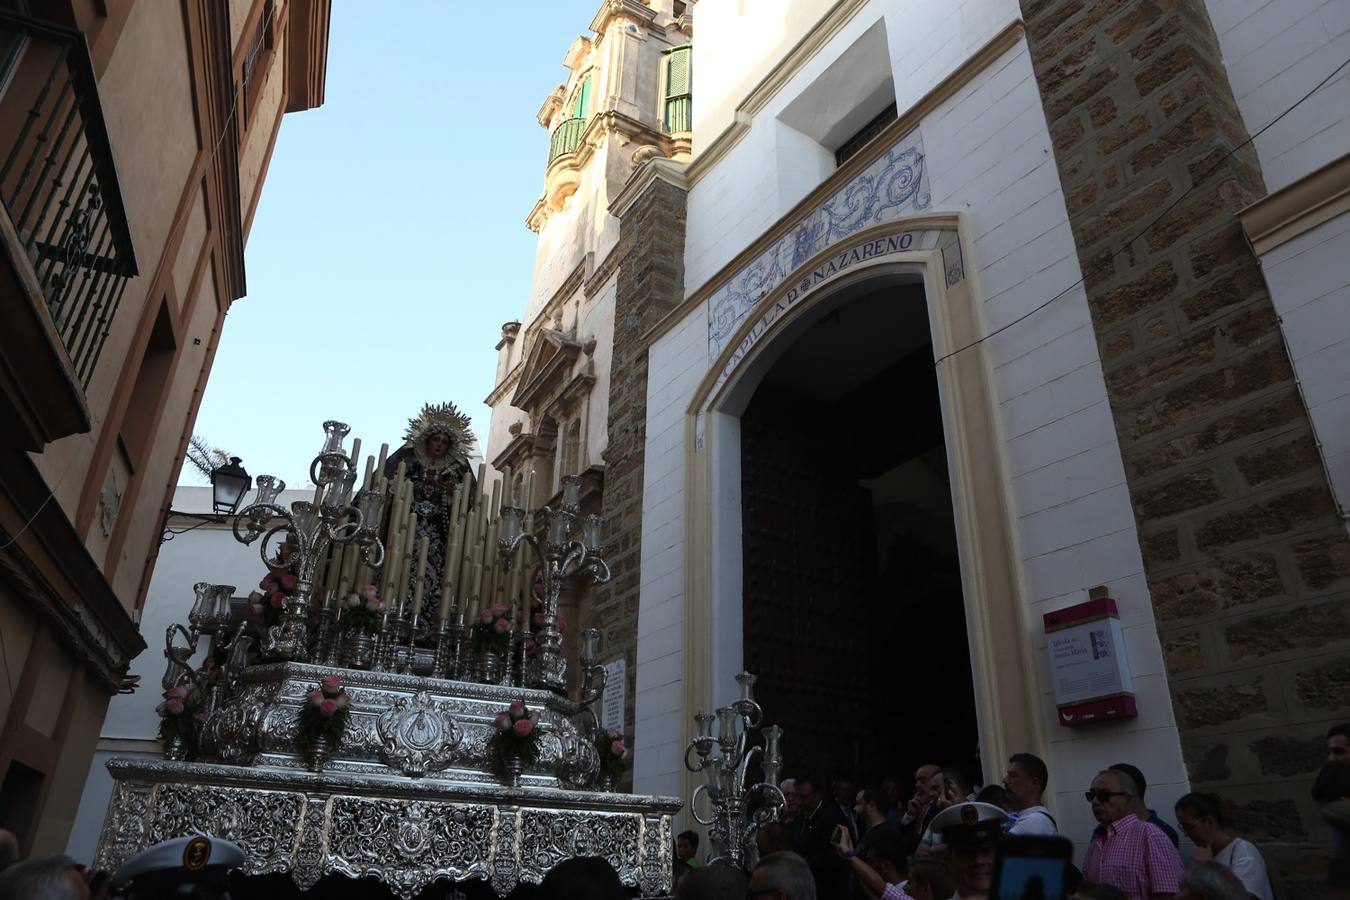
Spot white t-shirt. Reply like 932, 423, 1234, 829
1009, 806, 1057, 836
1215, 837, 1274, 900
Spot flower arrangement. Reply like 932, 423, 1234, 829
297, 674, 351, 751
595, 728, 629, 783
156, 683, 204, 758
490, 699, 541, 765
470, 603, 514, 656
338, 585, 386, 634
247, 568, 298, 628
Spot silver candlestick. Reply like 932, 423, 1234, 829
232, 421, 384, 661
684, 672, 785, 868
498, 475, 610, 692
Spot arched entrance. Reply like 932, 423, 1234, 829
679, 220, 1042, 804
738, 277, 978, 784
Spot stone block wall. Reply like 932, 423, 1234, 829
1019, 0, 1350, 886
596, 173, 689, 783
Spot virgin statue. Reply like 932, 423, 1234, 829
383, 402, 476, 614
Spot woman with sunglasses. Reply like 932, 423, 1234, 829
1174, 792, 1275, 900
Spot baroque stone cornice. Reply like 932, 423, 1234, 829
590, 0, 658, 34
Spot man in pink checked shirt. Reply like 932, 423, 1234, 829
1082, 769, 1184, 900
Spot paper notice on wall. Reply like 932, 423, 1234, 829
602, 658, 626, 733
1047, 616, 1133, 706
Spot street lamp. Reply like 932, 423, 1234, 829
161, 457, 253, 543
210, 457, 251, 516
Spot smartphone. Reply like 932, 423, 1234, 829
989, 835, 1073, 900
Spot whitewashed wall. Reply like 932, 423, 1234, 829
1257, 212, 1350, 518
637, 0, 1191, 856
1204, 0, 1350, 193
66, 486, 312, 863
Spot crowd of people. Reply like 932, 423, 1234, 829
671, 722, 1350, 900
0, 724, 1345, 899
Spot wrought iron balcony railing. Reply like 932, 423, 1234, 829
548, 117, 586, 163
0, 11, 138, 388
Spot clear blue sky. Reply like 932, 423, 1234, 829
191, 1, 599, 488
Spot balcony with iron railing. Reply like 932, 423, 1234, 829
543, 116, 589, 213
548, 116, 587, 164
0, 11, 138, 449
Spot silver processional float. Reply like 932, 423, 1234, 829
93, 414, 786, 896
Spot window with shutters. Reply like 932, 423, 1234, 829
571, 76, 593, 120
663, 46, 691, 133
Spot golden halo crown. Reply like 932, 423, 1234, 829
403, 402, 475, 470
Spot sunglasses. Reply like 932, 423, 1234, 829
1084, 790, 1129, 803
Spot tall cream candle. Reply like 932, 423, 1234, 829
410, 535, 429, 618
438, 516, 464, 620
377, 442, 389, 473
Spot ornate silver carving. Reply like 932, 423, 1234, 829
146, 783, 304, 878
377, 691, 461, 777
328, 798, 494, 898
94, 758, 678, 897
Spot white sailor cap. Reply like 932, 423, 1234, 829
921, 801, 1011, 847
113, 835, 245, 888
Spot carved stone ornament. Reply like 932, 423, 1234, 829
377, 691, 460, 777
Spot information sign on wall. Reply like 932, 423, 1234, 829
1043, 595, 1137, 726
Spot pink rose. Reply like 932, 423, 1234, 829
168, 684, 190, 699
525, 641, 538, 657
307, 689, 323, 707
165, 698, 184, 715
512, 718, 534, 737
366, 598, 380, 612
269, 592, 285, 609
279, 573, 298, 591
493, 617, 510, 634
509, 700, 526, 720
346, 593, 361, 609
260, 575, 276, 592
320, 675, 341, 695
490, 603, 507, 618
319, 698, 338, 718
608, 728, 621, 740
610, 739, 626, 757
362, 585, 378, 601
492, 713, 511, 732
479, 609, 493, 624
155, 702, 167, 717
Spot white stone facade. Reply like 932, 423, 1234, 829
635, 0, 1191, 854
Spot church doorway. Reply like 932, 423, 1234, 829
738, 279, 980, 791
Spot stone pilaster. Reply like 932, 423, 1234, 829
596, 161, 688, 781
1020, 0, 1350, 880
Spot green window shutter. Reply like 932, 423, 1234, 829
664, 46, 691, 132
573, 77, 592, 119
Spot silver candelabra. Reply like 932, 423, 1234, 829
231, 421, 385, 661
498, 475, 610, 692
684, 673, 785, 868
